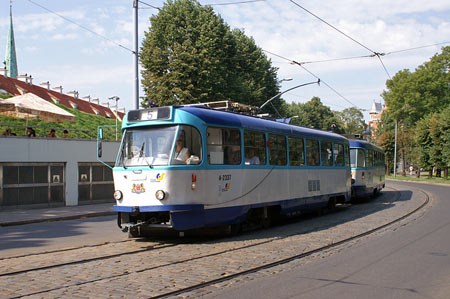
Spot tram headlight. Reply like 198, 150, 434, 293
113, 190, 123, 201
155, 190, 166, 200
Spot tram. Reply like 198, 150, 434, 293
349, 139, 386, 198
98, 103, 352, 237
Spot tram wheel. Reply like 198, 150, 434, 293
328, 197, 337, 211
128, 227, 140, 238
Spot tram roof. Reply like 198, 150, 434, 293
179, 106, 348, 142
349, 139, 384, 152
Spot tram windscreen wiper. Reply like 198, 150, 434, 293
139, 142, 153, 169
121, 145, 127, 169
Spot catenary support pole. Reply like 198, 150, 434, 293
133, 0, 139, 110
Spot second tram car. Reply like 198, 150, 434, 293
349, 139, 385, 198
100, 105, 352, 237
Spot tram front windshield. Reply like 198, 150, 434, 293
117, 126, 177, 167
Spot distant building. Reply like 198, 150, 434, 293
4, 2, 18, 79
0, 74, 125, 120
1, 2, 124, 120
368, 100, 384, 139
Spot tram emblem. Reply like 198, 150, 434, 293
221, 182, 231, 192
151, 173, 165, 182
132, 183, 146, 194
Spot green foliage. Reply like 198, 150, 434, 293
382, 46, 450, 127
140, 0, 282, 115
287, 97, 344, 133
336, 107, 366, 135
375, 112, 396, 172
0, 104, 120, 140
379, 46, 450, 173
0, 94, 13, 99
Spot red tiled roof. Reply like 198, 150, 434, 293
0, 75, 125, 120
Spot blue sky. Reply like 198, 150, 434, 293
1, 0, 449, 120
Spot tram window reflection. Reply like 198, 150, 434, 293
306, 139, 320, 166
244, 130, 266, 165
207, 127, 241, 165
288, 137, 305, 166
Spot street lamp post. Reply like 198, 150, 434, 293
109, 96, 120, 141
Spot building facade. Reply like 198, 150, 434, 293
0, 136, 119, 209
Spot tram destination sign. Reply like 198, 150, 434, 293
127, 107, 172, 122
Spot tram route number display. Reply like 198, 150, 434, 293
218, 174, 231, 181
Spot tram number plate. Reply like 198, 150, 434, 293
219, 174, 231, 181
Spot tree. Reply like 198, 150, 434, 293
375, 112, 396, 174
414, 114, 434, 177
336, 107, 367, 135
287, 97, 344, 133
229, 29, 283, 116
140, 0, 282, 114
382, 46, 450, 127
380, 46, 450, 176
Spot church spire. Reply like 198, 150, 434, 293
5, 0, 18, 78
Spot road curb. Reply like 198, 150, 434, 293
386, 178, 450, 187
0, 211, 116, 227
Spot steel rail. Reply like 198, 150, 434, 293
152, 187, 429, 298
5, 187, 429, 299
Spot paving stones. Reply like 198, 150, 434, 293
0, 183, 427, 298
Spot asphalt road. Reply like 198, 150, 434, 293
0, 215, 127, 258
205, 180, 450, 299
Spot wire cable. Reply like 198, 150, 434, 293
26, 0, 134, 53
289, 0, 375, 54
263, 49, 362, 109
203, 0, 265, 6
385, 41, 450, 55
138, 0, 160, 10
289, 0, 392, 79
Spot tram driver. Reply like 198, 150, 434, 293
173, 137, 190, 163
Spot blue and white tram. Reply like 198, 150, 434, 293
102, 105, 352, 236
349, 139, 386, 198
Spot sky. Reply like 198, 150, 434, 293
1, 0, 449, 121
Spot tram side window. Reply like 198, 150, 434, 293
357, 149, 366, 168
269, 134, 287, 166
321, 141, 333, 166
334, 143, 345, 167
350, 148, 356, 168
306, 139, 320, 166
367, 149, 374, 167
345, 144, 350, 167
171, 125, 202, 165
288, 137, 305, 166
374, 151, 377, 166
244, 130, 266, 165
207, 127, 241, 165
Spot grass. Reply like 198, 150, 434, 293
386, 174, 450, 185
0, 104, 121, 140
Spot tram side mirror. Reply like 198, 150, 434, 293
97, 128, 103, 158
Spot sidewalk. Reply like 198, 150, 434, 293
0, 203, 115, 227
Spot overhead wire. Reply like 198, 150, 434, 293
203, 0, 266, 6
263, 49, 362, 110
26, 0, 134, 53
289, 0, 392, 79
385, 41, 450, 55
138, 0, 160, 10
295, 41, 450, 66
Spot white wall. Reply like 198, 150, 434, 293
0, 136, 120, 206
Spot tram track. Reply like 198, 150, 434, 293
1, 187, 428, 299
154, 187, 430, 298
0, 239, 133, 261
